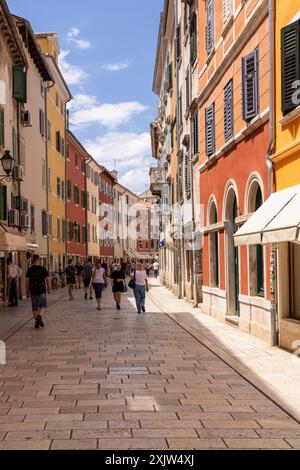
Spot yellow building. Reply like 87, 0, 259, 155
36, 33, 72, 272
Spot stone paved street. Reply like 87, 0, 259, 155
0, 281, 300, 450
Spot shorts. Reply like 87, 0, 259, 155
67, 277, 76, 285
93, 283, 104, 299
31, 294, 47, 311
83, 277, 91, 288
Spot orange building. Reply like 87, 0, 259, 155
198, 0, 272, 342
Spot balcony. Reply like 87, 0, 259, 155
150, 166, 165, 196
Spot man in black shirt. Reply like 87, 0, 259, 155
26, 255, 51, 329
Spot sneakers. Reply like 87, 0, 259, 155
35, 316, 44, 329
117, 305, 121, 310
142, 307, 146, 313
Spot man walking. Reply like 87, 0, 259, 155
65, 260, 76, 301
75, 262, 83, 289
7, 259, 22, 307
82, 258, 94, 300
26, 255, 51, 329
152, 260, 159, 278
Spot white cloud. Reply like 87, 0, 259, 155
59, 50, 89, 86
69, 94, 148, 129
67, 27, 91, 50
84, 131, 152, 193
102, 62, 129, 72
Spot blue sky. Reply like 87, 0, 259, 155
8, 0, 162, 194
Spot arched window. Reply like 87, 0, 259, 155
209, 200, 219, 287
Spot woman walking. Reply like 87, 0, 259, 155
92, 260, 107, 310
111, 263, 126, 310
132, 262, 149, 314
65, 260, 76, 301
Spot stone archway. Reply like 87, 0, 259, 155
224, 186, 239, 316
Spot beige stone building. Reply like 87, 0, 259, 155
86, 157, 100, 261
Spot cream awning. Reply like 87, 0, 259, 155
0, 226, 27, 252
234, 185, 300, 246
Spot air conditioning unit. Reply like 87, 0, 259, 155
13, 165, 24, 182
8, 209, 19, 227
20, 213, 30, 229
19, 197, 29, 213
21, 110, 32, 127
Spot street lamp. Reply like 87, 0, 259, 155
0, 150, 14, 181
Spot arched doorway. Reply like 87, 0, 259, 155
247, 181, 264, 297
225, 187, 239, 316
208, 200, 219, 287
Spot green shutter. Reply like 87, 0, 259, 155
0, 107, 5, 147
0, 184, 7, 220
13, 67, 27, 103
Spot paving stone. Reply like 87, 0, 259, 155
202, 420, 261, 429
45, 421, 108, 430
196, 428, 259, 438
285, 439, 300, 449
72, 429, 131, 439
133, 428, 198, 438
5, 430, 71, 441
98, 438, 168, 450
0, 440, 51, 450
51, 439, 97, 450
166, 438, 226, 450
224, 438, 291, 449
141, 420, 202, 429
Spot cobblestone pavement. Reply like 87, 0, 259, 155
0, 282, 300, 450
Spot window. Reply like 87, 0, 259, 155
67, 180, 71, 200
75, 152, 79, 168
255, 189, 264, 297
223, 0, 232, 25
47, 119, 51, 142
177, 165, 183, 203
74, 185, 80, 205
40, 81, 45, 97
57, 218, 61, 241
62, 220, 66, 242
0, 184, 7, 221
81, 190, 86, 208
49, 213, 53, 237
171, 121, 175, 149
185, 69, 190, 110
167, 61, 173, 92
56, 131, 61, 153
66, 143, 70, 160
178, 91, 183, 128
56, 92, 59, 107
87, 223, 91, 242
42, 159, 46, 188
242, 49, 259, 121
13, 66, 27, 103
192, 111, 199, 155
61, 137, 65, 157
205, 104, 215, 157
176, 24, 181, 61
61, 181, 65, 200
86, 192, 90, 210
190, 14, 197, 64
82, 226, 86, 244
76, 224, 81, 243
56, 177, 61, 197
19, 137, 25, 169
42, 210, 48, 236
224, 80, 234, 141
209, 202, 219, 288
0, 107, 5, 147
48, 167, 52, 192
281, 20, 300, 115
86, 165, 90, 178
206, 0, 214, 56
289, 243, 300, 320
184, 154, 191, 199
39, 109, 45, 136
81, 158, 85, 174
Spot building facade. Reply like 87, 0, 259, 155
36, 33, 72, 273
99, 167, 115, 265
66, 130, 87, 264
86, 157, 100, 261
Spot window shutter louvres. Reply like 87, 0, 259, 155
224, 80, 234, 142
206, 0, 214, 56
176, 25, 181, 60
242, 49, 259, 121
205, 104, 215, 157
281, 20, 300, 115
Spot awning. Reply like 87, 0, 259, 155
234, 185, 300, 246
0, 226, 27, 252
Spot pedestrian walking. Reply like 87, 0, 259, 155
26, 255, 51, 329
110, 263, 126, 310
153, 260, 159, 278
82, 258, 94, 300
65, 260, 76, 301
131, 262, 149, 314
92, 260, 107, 310
145, 260, 152, 278
7, 259, 22, 307
75, 262, 83, 289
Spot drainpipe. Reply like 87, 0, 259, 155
174, 0, 182, 299
45, 81, 54, 271
85, 155, 93, 260
267, 0, 278, 347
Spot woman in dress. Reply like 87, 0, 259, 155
110, 263, 126, 310
92, 260, 107, 310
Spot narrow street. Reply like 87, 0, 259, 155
0, 280, 300, 450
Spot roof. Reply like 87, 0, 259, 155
0, 0, 28, 67
13, 15, 54, 82
35, 32, 57, 38
67, 129, 91, 159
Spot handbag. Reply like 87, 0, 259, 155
128, 271, 136, 290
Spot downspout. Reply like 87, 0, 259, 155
85, 154, 93, 260
45, 81, 54, 271
174, 0, 182, 299
64, 101, 71, 265
267, 0, 278, 347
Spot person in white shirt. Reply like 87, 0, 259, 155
152, 261, 159, 278
7, 259, 22, 307
91, 260, 107, 310
131, 262, 149, 314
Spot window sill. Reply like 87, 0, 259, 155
206, 48, 215, 66
279, 106, 300, 126
222, 15, 234, 38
